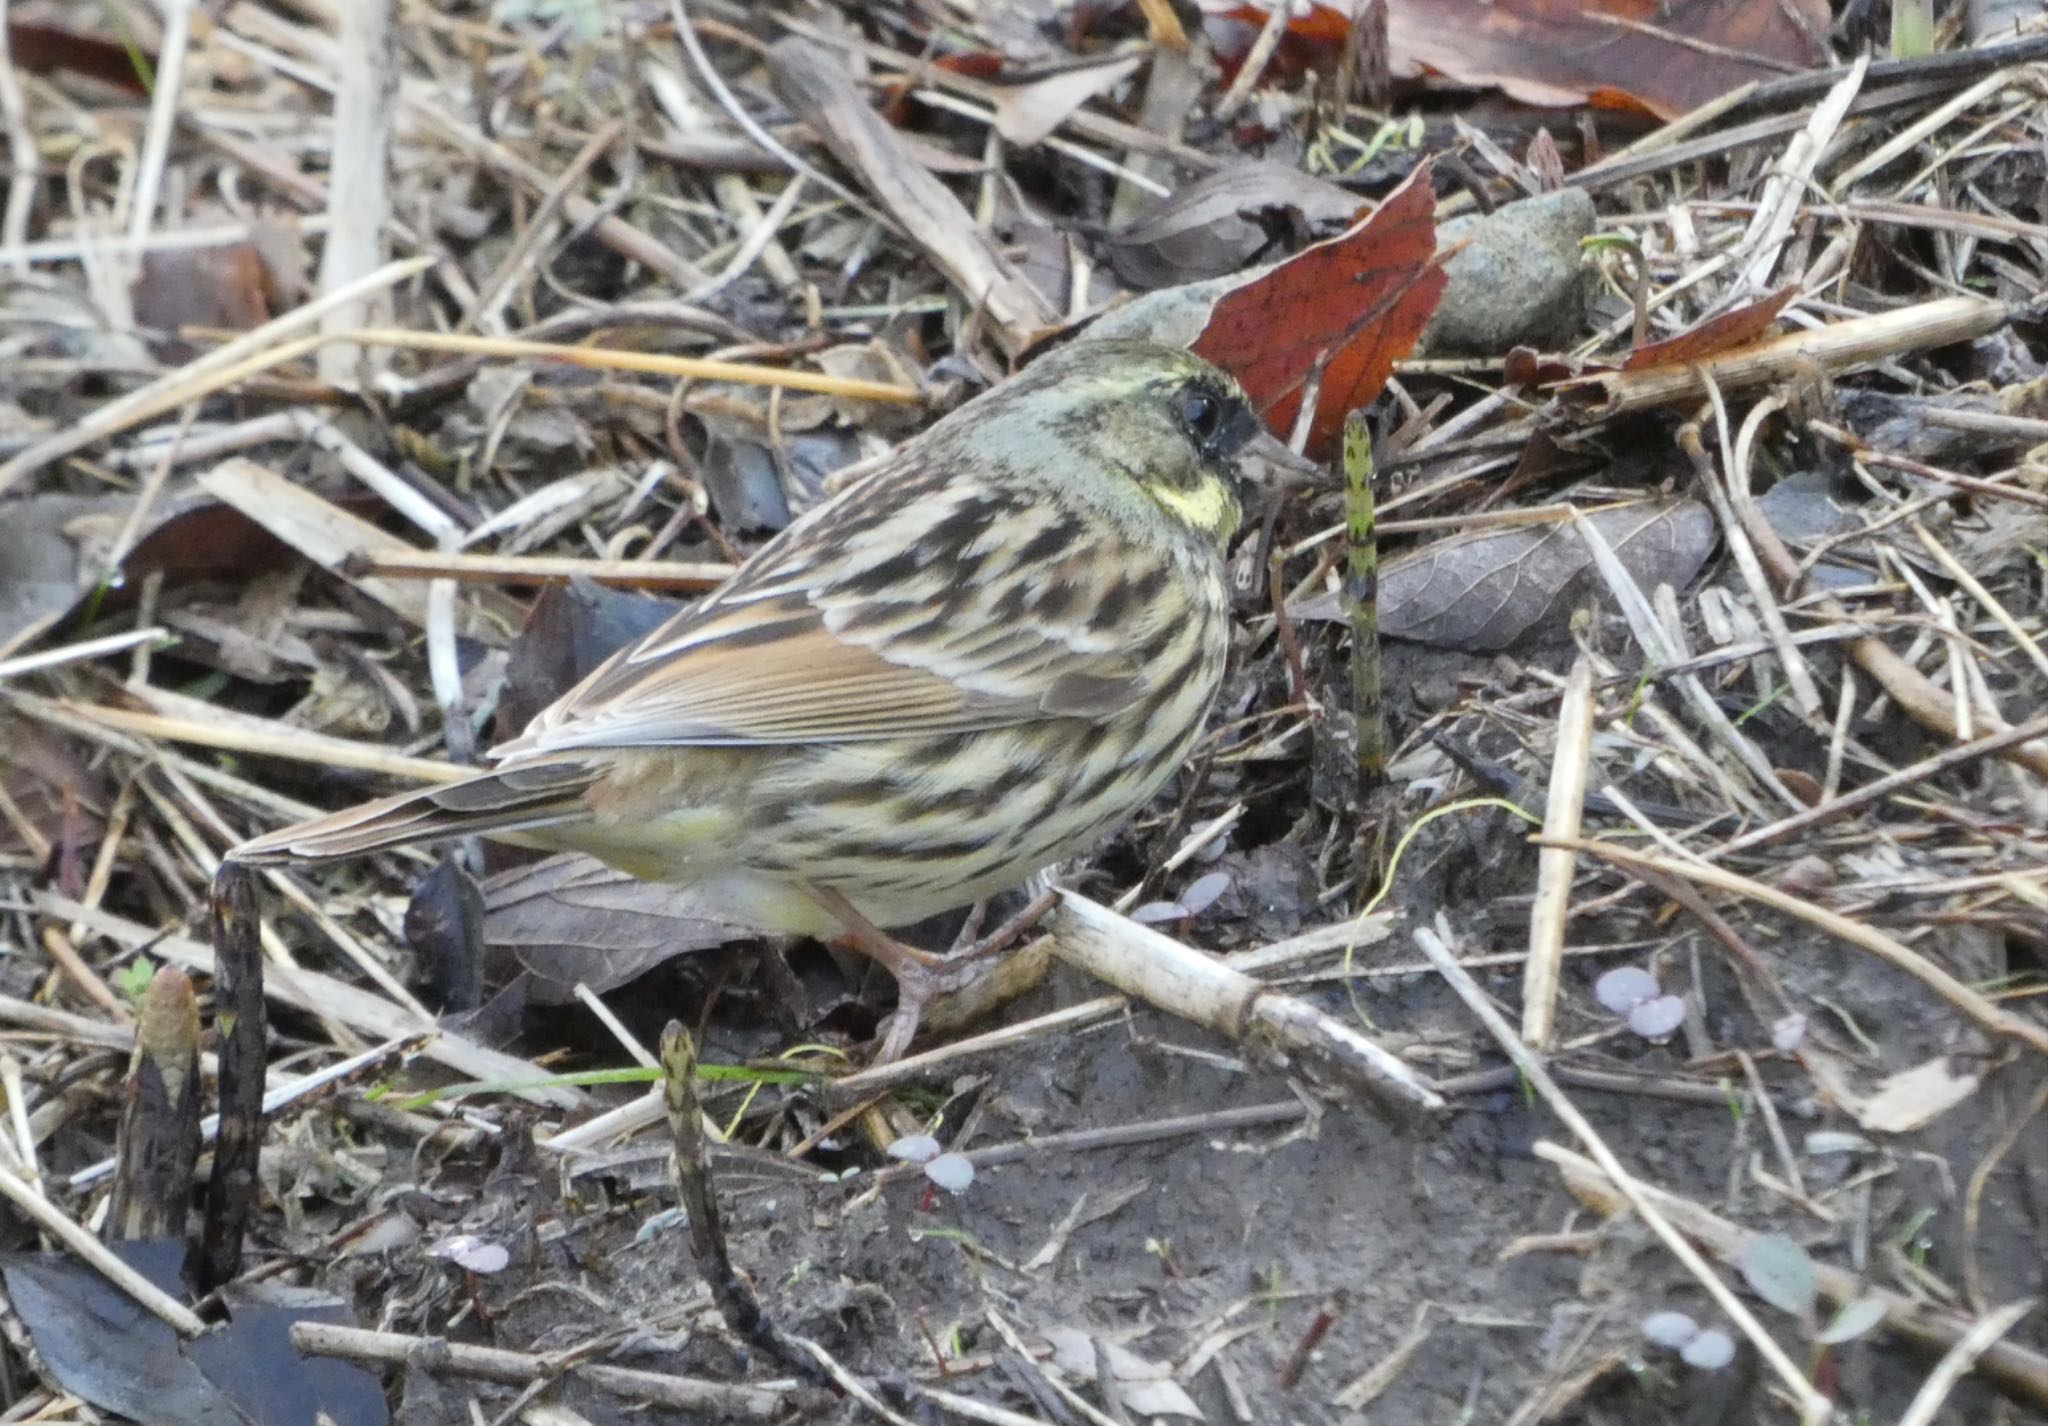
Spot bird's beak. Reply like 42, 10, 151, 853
1241, 427, 1321, 491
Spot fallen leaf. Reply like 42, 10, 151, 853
0, 489, 301, 647
481, 854, 748, 1001
134, 245, 276, 344
1294, 500, 1717, 650
494, 580, 685, 741
1388, 0, 1830, 119
1046, 1327, 1204, 1420
1624, 285, 1800, 370
1104, 161, 1364, 289
1191, 164, 1444, 457
1852, 1056, 1981, 1134
0, 718, 109, 867
992, 55, 1143, 146
1, 1239, 387, 1426
1203, 3, 1352, 86
405, 857, 486, 1013
1740, 1234, 1818, 1322
6, 20, 149, 95
1199, 0, 1829, 119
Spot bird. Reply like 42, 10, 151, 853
231, 340, 1315, 1058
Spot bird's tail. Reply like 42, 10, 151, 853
229, 759, 598, 864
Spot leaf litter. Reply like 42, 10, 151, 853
0, 3, 2047, 1425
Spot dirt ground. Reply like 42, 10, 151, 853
266, 639, 2048, 1426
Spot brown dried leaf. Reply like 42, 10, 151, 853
1389, 0, 1830, 120
1624, 285, 1799, 370
1295, 500, 1716, 650
494, 581, 684, 743
1104, 161, 1364, 289
134, 245, 275, 342
0, 718, 108, 866
991, 55, 1142, 146
1204, 0, 1827, 118
5, 20, 149, 95
481, 854, 748, 1001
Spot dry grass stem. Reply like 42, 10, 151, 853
1561, 840, 2048, 1055
1522, 655, 1593, 1049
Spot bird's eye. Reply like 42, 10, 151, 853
1178, 387, 1224, 449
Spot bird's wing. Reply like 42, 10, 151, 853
496, 474, 1154, 758
230, 759, 598, 862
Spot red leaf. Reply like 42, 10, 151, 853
933, 51, 1005, 80
1505, 346, 1611, 388
1624, 284, 1799, 370
1191, 164, 1445, 458
1204, 3, 1354, 85
134, 245, 276, 338
1389, 0, 1830, 122
1197, 0, 1831, 122
6, 21, 150, 97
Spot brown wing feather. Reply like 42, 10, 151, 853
231, 760, 597, 862
493, 475, 1152, 760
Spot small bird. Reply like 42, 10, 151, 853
232, 341, 1312, 1056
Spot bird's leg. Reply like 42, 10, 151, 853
947, 900, 989, 953
950, 887, 1058, 962
807, 884, 1059, 1061
807, 883, 977, 1062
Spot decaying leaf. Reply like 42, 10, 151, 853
405, 857, 488, 1013
991, 55, 1143, 145
1392, 0, 1829, 119
133, 246, 276, 342
1045, 1326, 1204, 1420
1295, 500, 1717, 650
1103, 161, 1363, 289
494, 580, 685, 740
1624, 285, 1801, 370
0, 717, 110, 866
1200, 0, 1828, 119
1203, 2, 1352, 85
5, 19, 150, 94
1850, 1056, 1981, 1134
1191, 164, 1444, 457
1, 1240, 386, 1426
481, 854, 748, 1000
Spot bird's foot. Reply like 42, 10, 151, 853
808, 884, 1059, 1062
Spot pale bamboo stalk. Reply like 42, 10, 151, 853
1523, 656, 1593, 1049
354, 549, 735, 589
318, 0, 396, 381
1573, 295, 2007, 417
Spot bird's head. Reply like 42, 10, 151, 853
928, 340, 1315, 552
